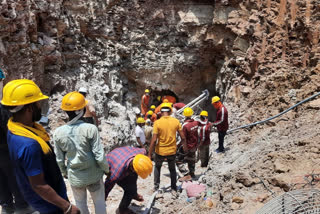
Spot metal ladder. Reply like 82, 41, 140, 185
174, 89, 209, 121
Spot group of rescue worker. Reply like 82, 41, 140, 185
0, 69, 228, 214
137, 89, 229, 191
0, 74, 153, 214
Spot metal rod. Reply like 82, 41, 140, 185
176, 89, 209, 114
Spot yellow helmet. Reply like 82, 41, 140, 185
147, 110, 153, 116
200, 110, 208, 117
1, 79, 48, 106
160, 102, 172, 112
133, 154, 153, 179
157, 96, 161, 101
211, 96, 220, 104
145, 89, 150, 93
150, 105, 156, 110
183, 107, 193, 117
136, 117, 145, 124
61, 92, 88, 111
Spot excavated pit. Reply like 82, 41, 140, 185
1, 0, 320, 213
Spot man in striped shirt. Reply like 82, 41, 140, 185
212, 96, 229, 153
105, 147, 152, 214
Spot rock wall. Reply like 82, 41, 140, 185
0, 0, 319, 149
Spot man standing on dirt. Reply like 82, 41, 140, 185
180, 107, 199, 179
135, 117, 146, 148
141, 89, 150, 116
148, 102, 186, 196
78, 87, 100, 126
0, 72, 36, 214
54, 91, 109, 214
105, 146, 153, 214
198, 111, 212, 167
212, 96, 229, 153
2, 79, 79, 214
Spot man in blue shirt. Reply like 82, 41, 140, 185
0, 71, 35, 214
1, 79, 80, 214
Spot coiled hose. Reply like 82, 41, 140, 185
227, 91, 320, 134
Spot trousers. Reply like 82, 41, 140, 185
154, 154, 177, 190
199, 144, 210, 167
71, 179, 106, 214
218, 131, 227, 151
117, 173, 138, 211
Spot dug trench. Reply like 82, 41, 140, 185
1, 0, 320, 213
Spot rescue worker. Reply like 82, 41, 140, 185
148, 103, 186, 197
135, 117, 146, 148
150, 105, 156, 111
212, 96, 229, 153
2, 79, 79, 214
154, 99, 169, 118
105, 147, 152, 214
78, 87, 100, 126
0, 72, 36, 214
144, 110, 153, 121
141, 89, 150, 116
180, 107, 199, 178
198, 111, 212, 167
144, 119, 153, 146
161, 95, 176, 104
150, 112, 157, 122
53, 92, 109, 214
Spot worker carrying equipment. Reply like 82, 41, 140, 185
141, 89, 150, 116
211, 96, 229, 153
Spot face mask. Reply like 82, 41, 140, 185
200, 116, 207, 121
32, 103, 42, 122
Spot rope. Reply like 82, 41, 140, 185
227, 91, 320, 134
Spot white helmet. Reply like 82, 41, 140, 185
78, 87, 88, 93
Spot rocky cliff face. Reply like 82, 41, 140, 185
0, 0, 319, 212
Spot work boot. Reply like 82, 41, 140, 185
116, 208, 135, 214
133, 194, 144, 202
215, 148, 225, 153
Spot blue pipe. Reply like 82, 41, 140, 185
227, 91, 320, 134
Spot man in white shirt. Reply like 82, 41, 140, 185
135, 117, 146, 148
